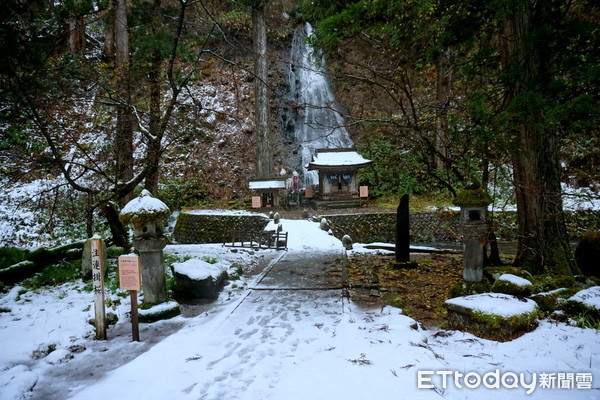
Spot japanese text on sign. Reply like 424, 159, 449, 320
91, 240, 104, 295
118, 255, 142, 291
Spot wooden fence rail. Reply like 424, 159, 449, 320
223, 230, 288, 250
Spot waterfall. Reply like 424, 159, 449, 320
280, 23, 354, 187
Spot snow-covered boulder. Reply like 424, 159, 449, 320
171, 258, 231, 300
530, 288, 569, 312
491, 273, 533, 296
560, 286, 600, 320
445, 293, 539, 340
138, 301, 181, 323
45, 349, 73, 365
569, 286, 600, 309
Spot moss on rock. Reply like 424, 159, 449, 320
530, 289, 569, 313
491, 275, 533, 296
484, 266, 530, 282
452, 189, 493, 207
445, 293, 539, 340
560, 286, 600, 321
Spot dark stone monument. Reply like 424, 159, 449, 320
395, 194, 410, 263
392, 194, 417, 268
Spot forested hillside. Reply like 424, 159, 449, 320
0, 0, 297, 247
1, 0, 598, 274
297, 0, 599, 274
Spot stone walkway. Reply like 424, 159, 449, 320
175, 249, 353, 399
253, 250, 345, 290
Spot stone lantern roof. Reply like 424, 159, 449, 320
120, 189, 170, 230
452, 188, 493, 207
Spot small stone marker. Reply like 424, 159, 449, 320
119, 255, 141, 341
90, 237, 107, 340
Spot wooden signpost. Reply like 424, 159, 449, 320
90, 238, 107, 340
118, 255, 142, 342
251, 196, 262, 209
305, 186, 313, 198
359, 185, 369, 198
359, 185, 369, 206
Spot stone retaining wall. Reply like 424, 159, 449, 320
173, 209, 599, 245
321, 212, 461, 244
322, 210, 599, 244
173, 211, 270, 244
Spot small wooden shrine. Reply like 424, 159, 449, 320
307, 148, 372, 205
248, 178, 286, 208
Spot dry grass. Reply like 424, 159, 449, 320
346, 252, 463, 328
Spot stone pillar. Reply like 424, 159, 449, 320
461, 211, 487, 282
133, 237, 167, 304
453, 187, 492, 282
120, 190, 170, 304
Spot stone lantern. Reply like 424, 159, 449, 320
120, 190, 170, 304
453, 185, 493, 282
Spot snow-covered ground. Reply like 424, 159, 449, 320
0, 219, 598, 399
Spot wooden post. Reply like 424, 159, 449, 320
118, 255, 142, 341
90, 238, 107, 340
130, 290, 139, 342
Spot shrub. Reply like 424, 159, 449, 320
22, 259, 82, 289
158, 176, 208, 211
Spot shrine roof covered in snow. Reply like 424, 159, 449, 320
307, 148, 372, 170
248, 179, 286, 190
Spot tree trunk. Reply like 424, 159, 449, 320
99, 202, 129, 248
103, 1, 116, 58
435, 48, 450, 171
253, 2, 274, 179
86, 194, 94, 238
499, 3, 577, 275
68, 0, 85, 55
144, 0, 163, 196
114, 0, 134, 207
481, 159, 502, 266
